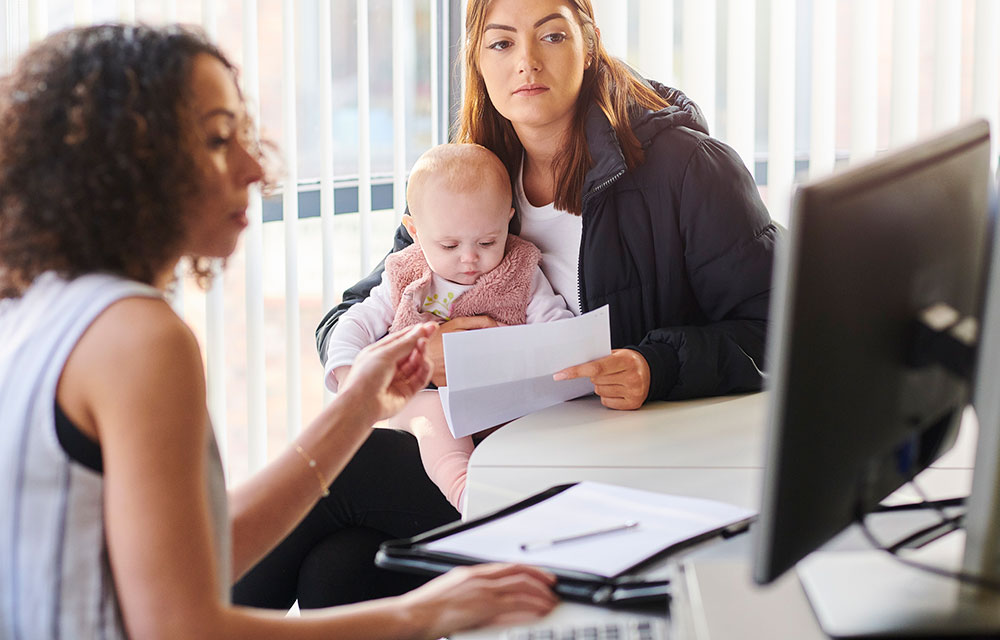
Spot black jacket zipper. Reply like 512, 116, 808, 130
577, 169, 626, 313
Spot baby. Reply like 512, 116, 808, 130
325, 143, 573, 512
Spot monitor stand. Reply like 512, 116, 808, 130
797, 537, 1000, 638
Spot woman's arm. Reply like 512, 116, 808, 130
636, 137, 776, 401
61, 298, 555, 640
57, 298, 234, 638
231, 323, 436, 579
60, 297, 227, 638
557, 137, 776, 407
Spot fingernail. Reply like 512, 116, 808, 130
552, 372, 567, 381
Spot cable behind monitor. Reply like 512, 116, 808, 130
855, 479, 1000, 593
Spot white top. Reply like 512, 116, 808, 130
0, 273, 231, 640
514, 164, 583, 316
325, 267, 573, 390
421, 275, 474, 320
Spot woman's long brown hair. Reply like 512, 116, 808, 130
457, 0, 670, 214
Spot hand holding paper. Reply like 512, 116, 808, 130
438, 306, 612, 437
554, 348, 652, 410
427, 316, 499, 387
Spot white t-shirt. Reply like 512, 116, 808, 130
420, 274, 473, 321
514, 162, 583, 316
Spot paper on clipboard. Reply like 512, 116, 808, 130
422, 481, 756, 578
438, 306, 611, 437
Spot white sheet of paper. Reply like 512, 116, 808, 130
423, 481, 756, 578
438, 306, 611, 437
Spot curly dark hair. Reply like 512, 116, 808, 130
0, 23, 264, 298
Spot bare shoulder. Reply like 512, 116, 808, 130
79, 295, 201, 372
59, 295, 205, 435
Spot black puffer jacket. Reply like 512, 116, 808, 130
316, 84, 778, 402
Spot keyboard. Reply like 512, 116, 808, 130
501, 617, 667, 640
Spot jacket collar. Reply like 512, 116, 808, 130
581, 79, 709, 196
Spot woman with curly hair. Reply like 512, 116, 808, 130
0, 24, 556, 639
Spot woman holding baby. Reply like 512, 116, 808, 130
237, 0, 777, 610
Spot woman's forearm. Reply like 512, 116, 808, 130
635, 317, 769, 401
228, 386, 378, 580
227, 599, 420, 640
130, 596, 423, 640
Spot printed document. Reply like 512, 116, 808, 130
423, 482, 756, 577
438, 306, 611, 438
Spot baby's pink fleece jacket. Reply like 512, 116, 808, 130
384, 234, 541, 332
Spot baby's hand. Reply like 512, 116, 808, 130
428, 316, 498, 386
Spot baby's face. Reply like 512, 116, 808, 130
410, 183, 513, 286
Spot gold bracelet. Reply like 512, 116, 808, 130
294, 445, 330, 498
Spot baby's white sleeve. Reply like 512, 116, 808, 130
324, 274, 396, 391
525, 266, 576, 324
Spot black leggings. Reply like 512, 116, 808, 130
232, 428, 460, 609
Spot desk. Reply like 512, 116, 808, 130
465, 393, 768, 519
456, 392, 978, 639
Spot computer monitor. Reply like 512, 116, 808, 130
962, 159, 1000, 591
753, 119, 1000, 636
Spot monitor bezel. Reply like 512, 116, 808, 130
753, 118, 993, 586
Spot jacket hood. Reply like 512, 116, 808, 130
583, 80, 709, 196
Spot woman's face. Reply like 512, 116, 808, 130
477, 0, 589, 136
182, 54, 263, 260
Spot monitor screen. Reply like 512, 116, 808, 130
753, 119, 993, 586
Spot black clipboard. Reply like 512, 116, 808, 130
375, 483, 753, 607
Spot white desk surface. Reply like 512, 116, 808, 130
466, 393, 769, 519
456, 392, 978, 639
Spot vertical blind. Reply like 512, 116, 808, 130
4, 0, 998, 482
242, 0, 267, 473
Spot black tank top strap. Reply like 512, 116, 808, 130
54, 401, 103, 473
